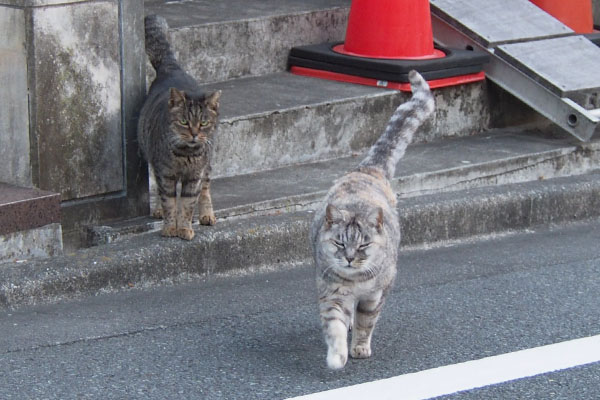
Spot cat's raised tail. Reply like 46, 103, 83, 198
144, 14, 177, 72
358, 70, 434, 180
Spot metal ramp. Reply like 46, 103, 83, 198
430, 0, 600, 141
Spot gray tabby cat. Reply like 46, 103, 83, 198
310, 70, 434, 369
138, 14, 221, 241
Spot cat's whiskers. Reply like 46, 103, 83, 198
320, 265, 336, 278
364, 266, 376, 280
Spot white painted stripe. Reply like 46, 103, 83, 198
288, 334, 600, 400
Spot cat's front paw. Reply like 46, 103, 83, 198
199, 213, 216, 226
151, 208, 163, 219
161, 225, 178, 237
177, 227, 195, 240
326, 350, 348, 370
350, 345, 372, 359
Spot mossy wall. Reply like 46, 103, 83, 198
0, 0, 149, 247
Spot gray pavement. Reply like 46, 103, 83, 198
2, 217, 600, 399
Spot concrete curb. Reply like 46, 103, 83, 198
399, 172, 600, 245
2, 172, 600, 309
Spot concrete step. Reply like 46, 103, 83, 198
142, 0, 497, 178
144, 0, 350, 82
4, 169, 600, 309
88, 128, 600, 246
195, 72, 492, 178
0, 183, 62, 263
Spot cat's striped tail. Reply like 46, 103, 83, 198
358, 70, 434, 180
144, 14, 178, 72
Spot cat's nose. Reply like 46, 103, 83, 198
346, 256, 354, 264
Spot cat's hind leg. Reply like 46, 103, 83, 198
350, 292, 384, 359
319, 295, 353, 369
198, 167, 216, 226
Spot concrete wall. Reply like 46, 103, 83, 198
0, 7, 31, 187
0, 0, 149, 247
28, 2, 123, 200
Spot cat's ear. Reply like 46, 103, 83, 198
206, 90, 222, 110
367, 207, 384, 233
325, 204, 346, 229
169, 87, 186, 108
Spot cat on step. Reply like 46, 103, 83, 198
138, 14, 221, 240
310, 70, 434, 369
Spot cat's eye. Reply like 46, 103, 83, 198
333, 240, 345, 248
179, 119, 189, 126
200, 120, 209, 127
359, 243, 372, 250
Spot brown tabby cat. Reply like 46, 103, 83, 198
138, 15, 221, 240
310, 70, 434, 369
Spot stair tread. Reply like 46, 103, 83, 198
198, 71, 389, 121
91, 127, 595, 244
210, 129, 580, 215
145, 0, 350, 28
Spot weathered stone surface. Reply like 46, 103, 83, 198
133, 128, 600, 247
1, 0, 148, 251
0, 223, 62, 264
0, 183, 60, 236
145, 1, 350, 83
0, 7, 30, 187
0, 1, 84, 5
399, 172, 600, 246
31, 2, 123, 200
198, 73, 490, 178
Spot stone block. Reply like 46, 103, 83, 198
0, 183, 61, 236
0, 224, 62, 264
144, 1, 349, 83
0, 182, 62, 263
30, 2, 123, 200
0, 0, 149, 248
0, 7, 31, 187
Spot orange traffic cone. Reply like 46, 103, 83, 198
338, 0, 443, 59
530, 0, 594, 33
288, 0, 488, 91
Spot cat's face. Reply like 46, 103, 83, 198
168, 88, 221, 148
320, 204, 385, 277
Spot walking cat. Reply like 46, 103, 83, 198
310, 70, 434, 369
138, 14, 221, 240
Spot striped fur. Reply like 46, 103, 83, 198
359, 70, 435, 179
310, 71, 434, 369
138, 15, 221, 240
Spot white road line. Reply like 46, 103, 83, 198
288, 334, 600, 400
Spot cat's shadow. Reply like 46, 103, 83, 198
236, 322, 380, 383
236, 322, 354, 382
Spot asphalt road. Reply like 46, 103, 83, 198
2, 218, 600, 399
